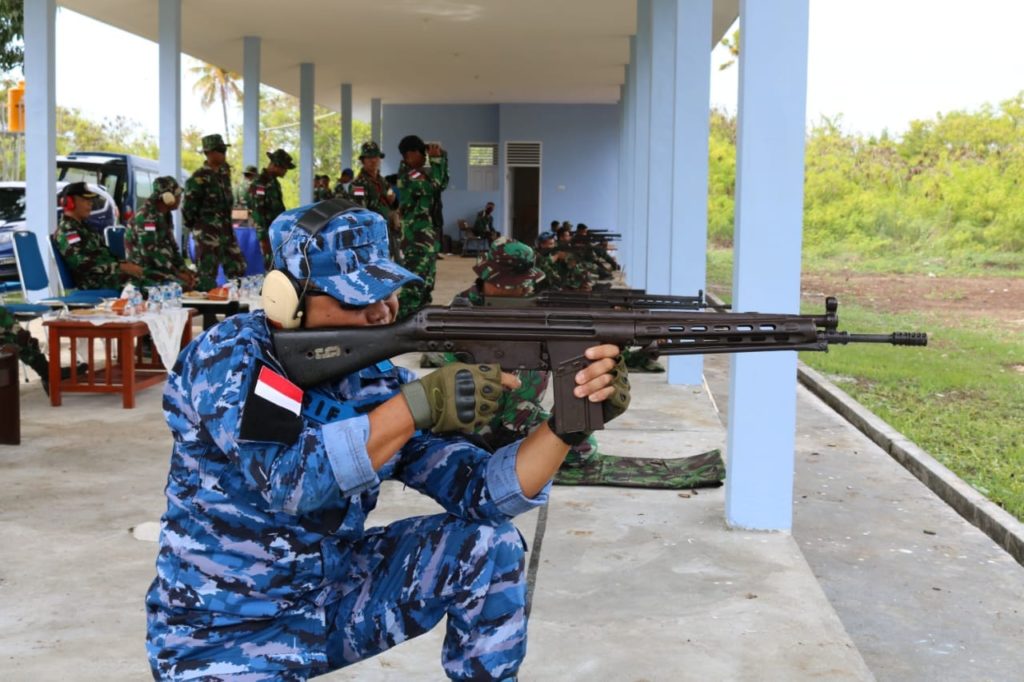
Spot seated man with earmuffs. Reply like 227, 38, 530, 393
54, 182, 144, 290
125, 176, 197, 290
144, 199, 631, 680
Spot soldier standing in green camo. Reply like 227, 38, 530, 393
396, 135, 448, 319
236, 165, 258, 208
125, 177, 197, 290
350, 141, 400, 258
312, 174, 335, 202
182, 134, 247, 292
247, 148, 295, 270
333, 168, 355, 201
54, 182, 143, 290
427, 241, 724, 489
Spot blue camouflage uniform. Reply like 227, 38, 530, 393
146, 207, 548, 681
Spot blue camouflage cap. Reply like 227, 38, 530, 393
270, 205, 421, 306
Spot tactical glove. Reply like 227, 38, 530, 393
548, 355, 632, 445
400, 363, 503, 434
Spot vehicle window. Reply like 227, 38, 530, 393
0, 188, 27, 222
59, 167, 100, 184
135, 170, 155, 209
101, 173, 119, 198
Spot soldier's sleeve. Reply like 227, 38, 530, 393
59, 229, 119, 283
392, 432, 550, 522
181, 174, 203, 229
189, 333, 379, 516
430, 151, 450, 191
249, 179, 268, 228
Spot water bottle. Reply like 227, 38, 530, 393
131, 287, 144, 315
147, 286, 163, 312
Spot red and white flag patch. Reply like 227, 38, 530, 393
255, 185, 266, 197
66, 232, 80, 245
353, 186, 366, 197
409, 170, 424, 181
254, 366, 303, 416
144, 222, 157, 232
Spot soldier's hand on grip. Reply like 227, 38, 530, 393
400, 363, 503, 434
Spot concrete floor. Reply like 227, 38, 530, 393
1, 255, 1021, 680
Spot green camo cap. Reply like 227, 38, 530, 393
359, 140, 385, 159
201, 133, 229, 152
267, 148, 296, 169
473, 240, 545, 290
151, 176, 181, 196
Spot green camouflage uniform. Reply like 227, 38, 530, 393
183, 161, 246, 291
352, 142, 400, 262
535, 246, 590, 291
0, 305, 49, 389
397, 151, 449, 318
54, 214, 125, 290
126, 184, 187, 284
313, 186, 335, 202
473, 209, 494, 238
247, 169, 287, 269
333, 181, 353, 201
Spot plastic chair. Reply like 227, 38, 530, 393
11, 231, 115, 307
104, 226, 127, 260
48, 237, 120, 300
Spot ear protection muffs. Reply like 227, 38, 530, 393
62, 194, 75, 212
262, 269, 306, 329
260, 197, 362, 330
161, 191, 177, 206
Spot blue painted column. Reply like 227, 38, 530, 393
371, 98, 382, 144
23, 0, 56, 291
341, 83, 353, 171
645, 0, 675, 294
242, 36, 261, 170
158, 0, 182, 246
725, 0, 810, 530
616, 83, 627, 259
629, 0, 652, 289
622, 37, 637, 277
667, 0, 713, 386
299, 63, 314, 205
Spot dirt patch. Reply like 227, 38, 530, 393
798, 272, 1024, 333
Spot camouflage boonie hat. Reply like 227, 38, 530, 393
243, 165, 259, 177
200, 133, 229, 152
473, 240, 545, 290
267, 148, 296, 169
359, 141, 385, 159
270, 205, 421, 306
151, 176, 181, 197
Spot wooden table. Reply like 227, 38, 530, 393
44, 309, 196, 409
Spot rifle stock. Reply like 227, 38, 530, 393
272, 297, 927, 433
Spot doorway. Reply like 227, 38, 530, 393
505, 141, 542, 244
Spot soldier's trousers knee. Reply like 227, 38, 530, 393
325, 513, 527, 681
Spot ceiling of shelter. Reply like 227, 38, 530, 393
60, 0, 739, 112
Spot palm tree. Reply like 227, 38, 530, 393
190, 62, 243, 145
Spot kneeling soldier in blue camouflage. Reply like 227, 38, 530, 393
145, 202, 630, 680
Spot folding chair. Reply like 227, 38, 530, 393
11, 231, 114, 308
459, 219, 489, 257
104, 225, 127, 260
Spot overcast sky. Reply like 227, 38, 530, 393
46, 1, 1024, 140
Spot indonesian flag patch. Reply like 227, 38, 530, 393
255, 185, 266, 197
239, 363, 304, 444
144, 222, 157, 232
409, 169, 424, 181
66, 231, 81, 245
353, 186, 366, 197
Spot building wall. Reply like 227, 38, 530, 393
498, 104, 620, 234
381, 104, 500, 242
380, 102, 619, 242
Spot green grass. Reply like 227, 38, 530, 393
706, 248, 1024, 521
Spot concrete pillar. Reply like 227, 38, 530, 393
341, 83, 353, 172
667, 0, 713, 386
629, 0, 652, 289
725, 0, 810, 530
158, 0, 182, 245
616, 83, 627, 264
299, 63, 314, 205
645, 0, 674, 294
622, 36, 637, 278
23, 0, 57, 291
371, 98, 382, 144
242, 36, 261, 170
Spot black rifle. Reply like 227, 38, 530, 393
473, 289, 717, 310
272, 297, 926, 434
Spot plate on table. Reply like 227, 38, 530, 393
183, 291, 208, 300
